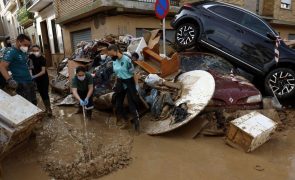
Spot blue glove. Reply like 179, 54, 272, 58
80, 99, 85, 106
84, 98, 89, 106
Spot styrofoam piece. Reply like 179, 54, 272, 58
142, 70, 215, 135
227, 111, 277, 152
0, 90, 43, 127
127, 37, 147, 60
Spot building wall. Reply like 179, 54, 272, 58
62, 15, 172, 56
271, 24, 295, 40
35, 4, 64, 67
55, 0, 93, 19
275, 0, 295, 21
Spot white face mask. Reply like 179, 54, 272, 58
33, 52, 41, 57
20, 46, 28, 53
78, 76, 86, 81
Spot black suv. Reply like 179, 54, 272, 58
171, 1, 295, 99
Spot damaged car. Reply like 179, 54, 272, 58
171, 1, 295, 99
180, 52, 262, 109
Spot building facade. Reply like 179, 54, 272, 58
26, 0, 64, 66
54, 0, 181, 57
0, 0, 64, 66
0, 0, 22, 45
261, 0, 295, 40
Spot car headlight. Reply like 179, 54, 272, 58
246, 94, 262, 104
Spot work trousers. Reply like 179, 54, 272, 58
16, 82, 37, 105
35, 77, 50, 102
115, 77, 140, 121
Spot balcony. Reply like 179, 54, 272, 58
2, 0, 17, 12
17, 6, 34, 27
55, 0, 180, 24
26, 0, 53, 12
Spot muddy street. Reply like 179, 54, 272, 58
1, 101, 295, 180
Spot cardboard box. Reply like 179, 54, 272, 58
226, 111, 277, 152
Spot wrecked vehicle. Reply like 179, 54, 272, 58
171, 1, 295, 99
180, 53, 262, 109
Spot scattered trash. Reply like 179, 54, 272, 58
226, 111, 277, 152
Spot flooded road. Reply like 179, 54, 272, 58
1, 105, 295, 180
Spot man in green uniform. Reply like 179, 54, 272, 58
0, 34, 37, 104
72, 66, 94, 119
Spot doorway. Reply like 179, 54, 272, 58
40, 20, 52, 67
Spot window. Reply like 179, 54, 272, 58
208, 5, 244, 24
289, 34, 295, 40
240, 14, 272, 37
281, 0, 291, 9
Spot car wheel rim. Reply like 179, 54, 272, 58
269, 71, 295, 96
177, 25, 196, 45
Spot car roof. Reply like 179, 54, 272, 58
200, 1, 261, 19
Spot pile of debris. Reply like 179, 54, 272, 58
51, 28, 284, 154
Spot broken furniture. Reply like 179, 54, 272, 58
0, 90, 44, 158
135, 47, 180, 78
226, 111, 277, 152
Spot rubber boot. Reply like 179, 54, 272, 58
44, 99, 53, 117
86, 110, 92, 120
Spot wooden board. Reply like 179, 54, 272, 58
142, 70, 215, 135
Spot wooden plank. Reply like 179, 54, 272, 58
134, 61, 160, 74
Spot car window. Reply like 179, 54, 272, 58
208, 5, 243, 24
241, 13, 272, 36
180, 54, 234, 75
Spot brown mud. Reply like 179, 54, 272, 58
1, 101, 295, 179
1, 106, 133, 180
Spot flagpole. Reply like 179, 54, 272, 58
163, 17, 166, 56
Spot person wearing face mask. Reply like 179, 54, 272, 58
0, 34, 37, 104
107, 45, 141, 132
28, 45, 52, 116
72, 66, 94, 119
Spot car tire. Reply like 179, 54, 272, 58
175, 23, 199, 49
265, 68, 295, 99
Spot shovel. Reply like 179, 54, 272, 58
82, 105, 92, 161
268, 83, 283, 109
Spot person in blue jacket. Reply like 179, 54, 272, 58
108, 45, 140, 132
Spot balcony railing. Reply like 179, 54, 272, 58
3, 0, 10, 6
26, 0, 38, 9
130, 0, 180, 6
17, 6, 34, 26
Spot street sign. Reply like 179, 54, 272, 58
155, 0, 170, 20
155, 0, 170, 56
